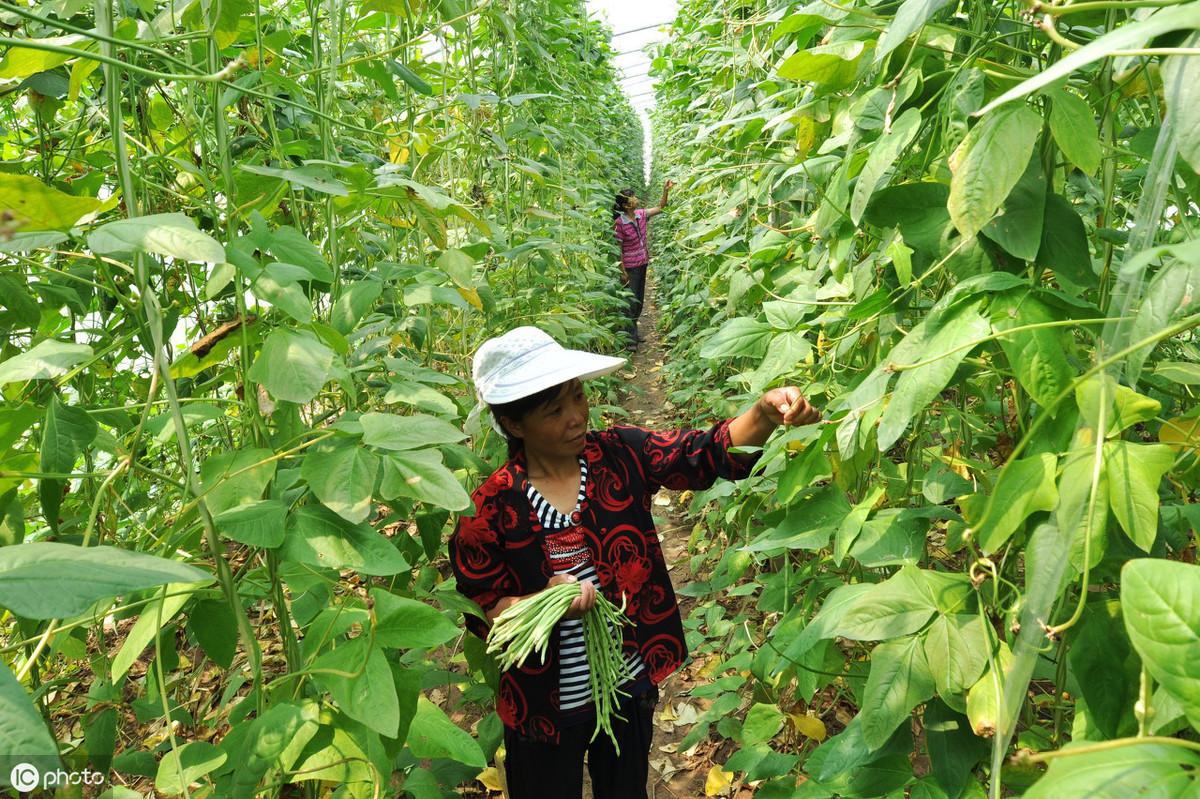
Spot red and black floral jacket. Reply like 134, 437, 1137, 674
448, 420, 757, 743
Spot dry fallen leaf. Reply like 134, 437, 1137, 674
704, 765, 734, 797
476, 767, 505, 792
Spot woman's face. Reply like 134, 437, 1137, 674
623, 194, 641, 211
503, 379, 590, 458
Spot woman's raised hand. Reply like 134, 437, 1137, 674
758, 387, 821, 427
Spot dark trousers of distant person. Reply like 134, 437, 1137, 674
623, 264, 647, 344
502, 687, 657, 799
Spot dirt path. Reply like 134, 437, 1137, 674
594, 278, 718, 799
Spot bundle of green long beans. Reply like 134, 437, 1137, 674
486, 581, 634, 749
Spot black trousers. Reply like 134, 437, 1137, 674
623, 265, 647, 340
503, 687, 657, 799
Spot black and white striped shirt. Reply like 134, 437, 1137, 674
527, 458, 646, 712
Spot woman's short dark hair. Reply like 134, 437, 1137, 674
612, 188, 636, 220
489, 381, 570, 456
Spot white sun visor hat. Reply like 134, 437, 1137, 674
473, 326, 627, 405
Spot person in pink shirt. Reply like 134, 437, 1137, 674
612, 180, 672, 349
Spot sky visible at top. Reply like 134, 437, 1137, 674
585, 0, 679, 179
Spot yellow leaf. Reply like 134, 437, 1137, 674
1159, 415, 1200, 454
476, 766, 505, 791
659, 702, 678, 722
788, 712, 827, 741
705, 765, 734, 797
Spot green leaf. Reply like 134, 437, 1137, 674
922, 615, 988, 709
246, 328, 336, 404
863, 182, 952, 254
39, 395, 98, 530
981, 156, 1046, 261
111, 584, 194, 681
948, 104, 1042, 238
877, 0, 953, 61
831, 567, 939, 641
850, 108, 922, 225
972, 453, 1059, 553
213, 500, 287, 548
435, 248, 476, 288
1165, 34, 1200, 173
88, 213, 225, 264
1048, 88, 1101, 175
742, 703, 786, 746
1023, 742, 1200, 798
407, 696, 487, 767
331, 280, 382, 334
859, 635, 935, 750
251, 272, 312, 323
1068, 600, 1139, 739
1153, 361, 1200, 385
1075, 374, 1160, 435
924, 701, 987, 799
0, 34, 90, 79
0, 173, 102, 230
282, 504, 408, 576
0, 543, 210, 619
188, 599, 238, 669
155, 741, 227, 795
1123, 559, 1200, 729
1125, 242, 1200, 378
990, 291, 1074, 412
0, 659, 61, 768
370, 588, 460, 649
878, 302, 990, 451
380, 450, 469, 511
1105, 441, 1174, 552
301, 438, 380, 523
977, 3, 1200, 116
1061, 446, 1109, 572
240, 164, 349, 196
1037, 194, 1095, 290
0, 339, 92, 385
313, 638, 400, 737
699, 317, 774, 359
200, 448, 276, 516
360, 412, 466, 451
231, 700, 320, 798
267, 226, 331, 281
777, 41, 868, 90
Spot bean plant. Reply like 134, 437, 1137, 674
648, 0, 1200, 797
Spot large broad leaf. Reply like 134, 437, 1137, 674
360, 412, 466, 451
1165, 34, 1200, 173
1048, 88, 1101, 175
246, 328, 336, 404
778, 40, 868, 90
849, 108, 922, 225
829, 567, 939, 641
977, 3, 1200, 116
0, 34, 90, 79
371, 588, 461, 649
971, 453, 1059, 553
0, 543, 210, 619
155, 740, 227, 795
1061, 446, 1109, 571
1068, 600, 1139, 739
301, 438, 380, 523
699, 317, 774, 359
876, 0, 953, 62
200, 448, 276, 516
947, 104, 1042, 238
406, 696, 487, 767
0, 339, 92, 386
990, 291, 1074, 412
267, 225, 332, 281
1125, 242, 1200, 379
1121, 559, 1200, 729
281, 504, 408, 576
38, 395, 98, 530
863, 182, 952, 254
1105, 441, 1174, 552
1037, 194, 1095, 290
877, 302, 990, 451
1024, 742, 1200, 798
213, 500, 287, 548
313, 638, 400, 737
859, 635, 935, 750
924, 701, 987, 799
380, 450, 470, 511
1076, 374, 1160, 436
88, 213, 225, 264
0, 659, 61, 771
240, 164, 349, 196
230, 700, 321, 798
981, 156, 1045, 261
922, 614, 988, 710
0, 173, 102, 230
